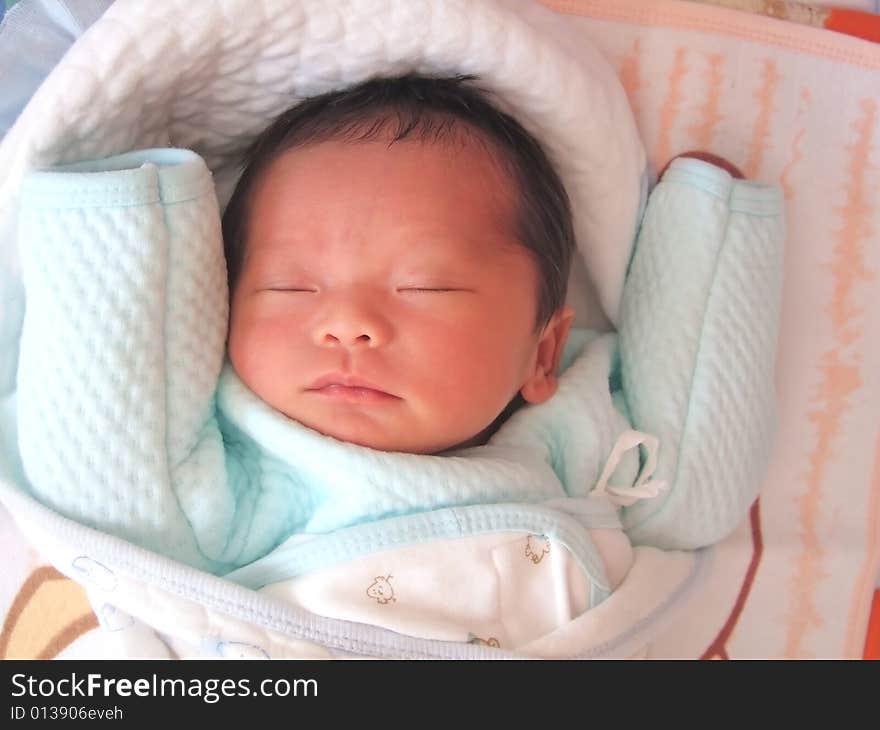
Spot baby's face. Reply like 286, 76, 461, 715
228, 136, 570, 454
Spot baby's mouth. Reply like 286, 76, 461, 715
304, 374, 400, 404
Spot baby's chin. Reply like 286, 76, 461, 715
291, 409, 482, 455
317, 423, 467, 455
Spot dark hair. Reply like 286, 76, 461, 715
221, 74, 574, 328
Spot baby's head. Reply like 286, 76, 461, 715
222, 75, 575, 454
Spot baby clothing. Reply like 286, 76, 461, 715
14, 147, 783, 649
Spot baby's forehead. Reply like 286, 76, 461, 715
248, 133, 519, 232
242, 141, 527, 276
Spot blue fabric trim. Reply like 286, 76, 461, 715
662, 157, 784, 216
0, 479, 708, 658
20, 148, 213, 208
224, 502, 612, 607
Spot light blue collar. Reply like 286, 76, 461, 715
214, 328, 617, 535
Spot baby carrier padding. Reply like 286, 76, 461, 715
0, 0, 785, 657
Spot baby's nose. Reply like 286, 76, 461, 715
314, 299, 392, 348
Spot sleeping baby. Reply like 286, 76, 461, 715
221, 74, 575, 456
15, 73, 773, 649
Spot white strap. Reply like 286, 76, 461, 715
591, 430, 668, 507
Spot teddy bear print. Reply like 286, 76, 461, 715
366, 575, 396, 604
467, 634, 501, 648
525, 534, 551, 564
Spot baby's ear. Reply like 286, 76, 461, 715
520, 306, 574, 405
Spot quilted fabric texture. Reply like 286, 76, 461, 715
15, 146, 642, 572
619, 158, 785, 549
16, 150, 228, 569
0, 0, 647, 397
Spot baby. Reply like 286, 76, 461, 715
220, 74, 575, 455
16, 73, 674, 647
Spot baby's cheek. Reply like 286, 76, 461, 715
228, 315, 289, 392
416, 329, 517, 415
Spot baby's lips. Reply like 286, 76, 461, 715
307, 372, 398, 398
